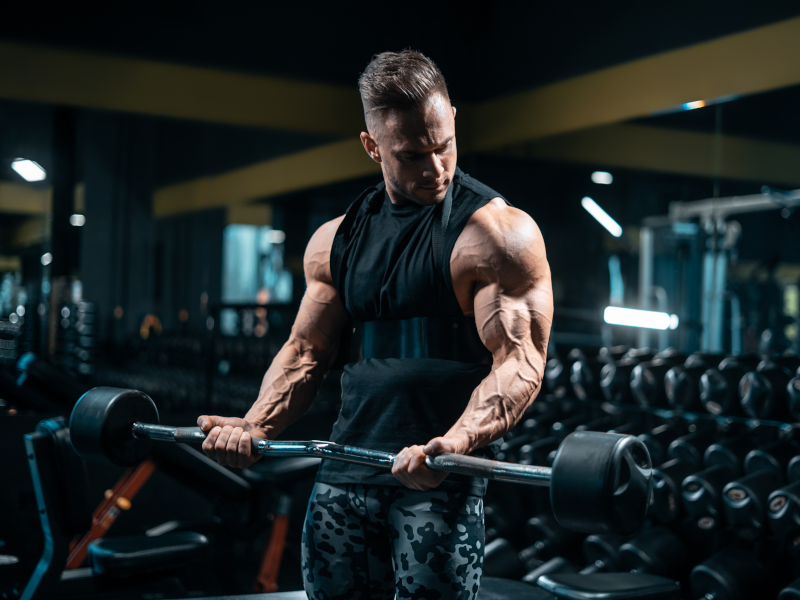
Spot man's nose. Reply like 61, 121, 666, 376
422, 153, 444, 180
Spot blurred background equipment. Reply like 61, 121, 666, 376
1, 3, 800, 599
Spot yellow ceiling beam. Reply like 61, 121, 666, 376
0, 255, 21, 272
0, 42, 363, 136
154, 138, 380, 218
499, 123, 800, 187
227, 204, 273, 226
467, 16, 800, 151
0, 183, 51, 214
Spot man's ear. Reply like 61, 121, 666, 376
360, 131, 381, 164
452, 105, 457, 118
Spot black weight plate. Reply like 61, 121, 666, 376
69, 387, 159, 467
551, 431, 652, 536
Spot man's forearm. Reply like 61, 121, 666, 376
444, 351, 544, 455
244, 339, 332, 439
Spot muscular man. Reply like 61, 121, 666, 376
198, 50, 553, 599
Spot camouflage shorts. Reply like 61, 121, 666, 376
301, 482, 485, 600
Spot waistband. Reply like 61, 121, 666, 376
347, 316, 492, 364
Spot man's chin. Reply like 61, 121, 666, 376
414, 186, 449, 205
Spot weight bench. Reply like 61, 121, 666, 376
20, 417, 212, 600
537, 572, 682, 600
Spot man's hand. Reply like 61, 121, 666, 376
197, 415, 267, 469
391, 437, 461, 491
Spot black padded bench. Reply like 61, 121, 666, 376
537, 572, 682, 600
20, 417, 213, 599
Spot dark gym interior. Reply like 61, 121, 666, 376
2, 3, 800, 599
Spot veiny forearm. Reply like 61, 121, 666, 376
444, 282, 552, 455
445, 344, 545, 455
244, 338, 331, 439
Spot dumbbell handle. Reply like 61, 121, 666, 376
131, 422, 552, 486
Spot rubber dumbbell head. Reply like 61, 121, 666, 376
722, 469, 783, 541
691, 548, 766, 600
768, 481, 800, 552
681, 464, 736, 530
617, 526, 686, 578
650, 459, 696, 524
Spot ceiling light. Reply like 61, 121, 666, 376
591, 171, 613, 185
682, 100, 707, 111
581, 197, 622, 237
11, 158, 46, 182
70, 214, 86, 226
604, 306, 679, 330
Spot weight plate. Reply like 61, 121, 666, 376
69, 387, 159, 467
550, 431, 652, 536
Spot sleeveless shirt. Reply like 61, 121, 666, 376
318, 167, 508, 495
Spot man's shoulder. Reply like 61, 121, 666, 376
467, 199, 539, 248
304, 216, 345, 285
454, 170, 507, 205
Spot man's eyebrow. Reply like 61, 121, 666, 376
397, 136, 455, 155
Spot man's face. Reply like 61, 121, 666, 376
361, 93, 457, 207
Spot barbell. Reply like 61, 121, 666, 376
68, 387, 653, 536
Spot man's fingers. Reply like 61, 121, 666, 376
224, 428, 243, 466
236, 432, 252, 469
202, 426, 221, 459
214, 426, 234, 465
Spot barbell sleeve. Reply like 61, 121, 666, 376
425, 454, 551, 486
130, 422, 551, 485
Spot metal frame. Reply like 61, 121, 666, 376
640, 188, 800, 353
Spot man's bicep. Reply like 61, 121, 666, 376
472, 227, 553, 361
291, 279, 349, 359
291, 214, 348, 357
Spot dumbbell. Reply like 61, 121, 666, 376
740, 356, 800, 420
517, 399, 572, 440
69, 387, 654, 536
518, 512, 582, 569
722, 467, 784, 540
630, 350, 688, 408
527, 528, 686, 591
600, 348, 657, 404
484, 503, 514, 543
667, 428, 717, 470
639, 421, 685, 466
664, 353, 727, 412
519, 436, 562, 467
545, 348, 597, 396
483, 538, 527, 579
690, 547, 766, 600
616, 526, 687, 578
521, 534, 629, 584
682, 463, 737, 530
569, 345, 629, 400
649, 459, 698, 524
699, 354, 762, 416
767, 481, 800, 552
549, 412, 595, 441
703, 432, 758, 478
653, 430, 754, 527
744, 438, 800, 483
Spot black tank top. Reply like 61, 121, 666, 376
318, 167, 507, 495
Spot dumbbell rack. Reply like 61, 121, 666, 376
581, 395, 797, 433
